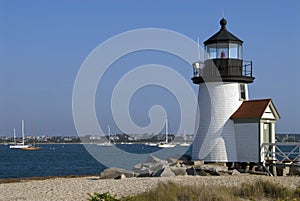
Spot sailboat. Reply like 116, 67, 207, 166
9, 120, 30, 149
97, 126, 113, 147
180, 131, 190, 147
21, 142, 42, 151
21, 131, 42, 151
157, 118, 176, 148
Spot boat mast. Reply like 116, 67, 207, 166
165, 118, 168, 143
21, 120, 25, 145
13, 128, 16, 144
108, 125, 111, 145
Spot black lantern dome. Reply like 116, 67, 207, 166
192, 18, 254, 84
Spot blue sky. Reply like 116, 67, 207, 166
0, 1, 299, 136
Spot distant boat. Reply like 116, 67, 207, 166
97, 126, 113, 147
9, 120, 30, 149
145, 142, 157, 146
157, 118, 176, 148
21, 146, 42, 151
180, 131, 191, 147
179, 142, 190, 147
21, 135, 42, 151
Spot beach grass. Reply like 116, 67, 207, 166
88, 180, 300, 201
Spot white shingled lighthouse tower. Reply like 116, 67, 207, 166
191, 18, 280, 163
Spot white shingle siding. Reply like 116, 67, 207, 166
235, 123, 259, 162
192, 82, 244, 162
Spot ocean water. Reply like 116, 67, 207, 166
1, 143, 297, 179
0, 144, 192, 179
0, 144, 105, 179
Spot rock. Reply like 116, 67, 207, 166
153, 166, 175, 177
196, 168, 207, 176
254, 165, 264, 172
100, 167, 135, 179
150, 163, 166, 173
146, 155, 167, 164
133, 163, 167, 177
248, 170, 269, 176
170, 166, 187, 176
177, 154, 192, 164
132, 164, 151, 175
202, 165, 228, 176
186, 166, 197, 176
114, 173, 126, 179
231, 169, 241, 175
226, 162, 235, 169
289, 165, 300, 176
167, 157, 178, 164
169, 162, 185, 168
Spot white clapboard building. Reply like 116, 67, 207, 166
191, 18, 280, 162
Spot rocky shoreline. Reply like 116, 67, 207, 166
1, 155, 299, 201
99, 155, 300, 179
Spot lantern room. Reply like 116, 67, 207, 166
192, 18, 254, 84
204, 18, 243, 60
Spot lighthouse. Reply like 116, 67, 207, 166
191, 18, 280, 163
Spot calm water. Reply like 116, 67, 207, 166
0, 144, 105, 178
3, 143, 294, 179
0, 144, 192, 179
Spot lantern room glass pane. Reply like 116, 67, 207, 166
206, 44, 217, 59
238, 44, 242, 59
216, 43, 228, 59
229, 43, 238, 58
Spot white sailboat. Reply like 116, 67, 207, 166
97, 126, 113, 147
10, 120, 30, 149
180, 131, 191, 147
157, 118, 176, 148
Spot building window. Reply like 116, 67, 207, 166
240, 84, 246, 100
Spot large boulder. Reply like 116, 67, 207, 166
231, 169, 241, 176
153, 166, 175, 177
196, 168, 207, 176
170, 166, 187, 176
100, 167, 135, 179
186, 166, 198, 176
133, 163, 167, 177
145, 155, 167, 164
132, 163, 151, 176
114, 173, 126, 180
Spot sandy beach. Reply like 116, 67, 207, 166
0, 175, 299, 201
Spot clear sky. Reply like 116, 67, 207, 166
0, 0, 299, 136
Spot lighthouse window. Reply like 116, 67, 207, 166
229, 44, 238, 58
238, 44, 242, 59
216, 43, 228, 59
239, 84, 246, 100
206, 44, 217, 59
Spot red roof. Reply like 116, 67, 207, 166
231, 99, 272, 119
